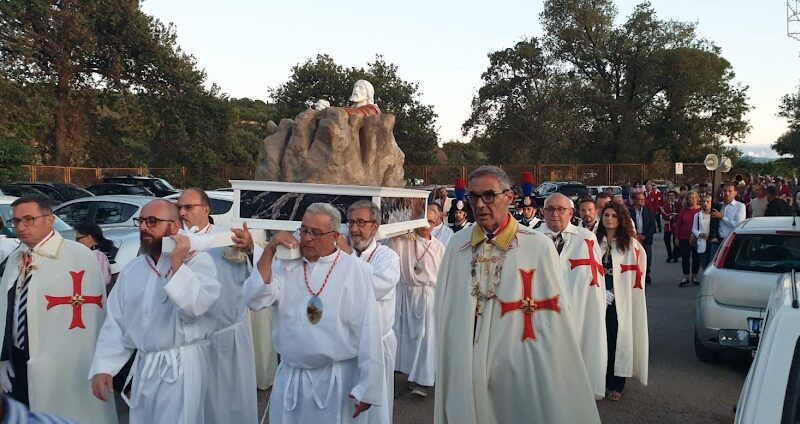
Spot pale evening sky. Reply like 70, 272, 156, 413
142, 0, 800, 158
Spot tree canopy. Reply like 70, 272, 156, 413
464, 0, 751, 164
774, 87, 800, 170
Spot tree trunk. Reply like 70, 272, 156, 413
53, 72, 72, 166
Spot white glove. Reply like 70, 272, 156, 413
0, 360, 14, 393
605, 290, 615, 306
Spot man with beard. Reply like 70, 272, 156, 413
89, 199, 221, 423
579, 197, 599, 233
338, 200, 400, 424
428, 203, 454, 246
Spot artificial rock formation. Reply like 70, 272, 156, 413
255, 107, 405, 187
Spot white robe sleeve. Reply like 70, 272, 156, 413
359, 252, 400, 301
348, 271, 385, 406
163, 252, 220, 319
243, 259, 282, 310
89, 274, 134, 378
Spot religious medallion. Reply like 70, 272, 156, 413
307, 296, 323, 324
414, 261, 424, 274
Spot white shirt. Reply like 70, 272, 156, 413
353, 239, 401, 336
719, 199, 746, 239
634, 208, 644, 234
432, 222, 454, 246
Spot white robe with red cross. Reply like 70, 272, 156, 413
535, 223, 608, 399
599, 237, 649, 385
0, 231, 117, 424
434, 217, 600, 424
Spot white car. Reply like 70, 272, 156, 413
53, 195, 153, 230
164, 190, 234, 227
695, 217, 800, 362
587, 185, 623, 197
735, 267, 800, 423
0, 195, 76, 252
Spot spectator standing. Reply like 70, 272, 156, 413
749, 184, 768, 218
765, 185, 793, 216
73, 222, 116, 287
713, 183, 747, 245
644, 180, 663, 233
628, 192, 655, 285
693, 194, 720, 271
674, 192, 701, 287
660, 191, 679, 263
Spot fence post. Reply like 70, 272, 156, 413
181, 167, 187, 189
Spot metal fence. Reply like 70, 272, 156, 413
14, 163, 727, 189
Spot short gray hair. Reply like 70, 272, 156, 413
544, 193, 573, 209
347, 200, 380, 223
304, 203, 342, 232
467, 166, 512, 190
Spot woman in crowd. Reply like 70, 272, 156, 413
692, 194, 721, 271
673, 191, 701, 287
74, 222, 117, 286
660, 190, 680, 263
596, 202, 649, 402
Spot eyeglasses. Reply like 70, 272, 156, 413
347, 219, 375, 228
543, 207, 570, 215
298, 227, 336, 240
176, 203, 205, 211
133, 216, 175, 228
466, 189, 509, 204
7, 214, 50, 227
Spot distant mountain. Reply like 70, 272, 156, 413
739, 156, 776, 164
736, 144, 783, 160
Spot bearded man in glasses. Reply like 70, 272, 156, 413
434, 166, 600, 423
89, 199, 222, 424
0, 195, 116, 423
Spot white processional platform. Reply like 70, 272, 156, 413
229, 180, 430, 239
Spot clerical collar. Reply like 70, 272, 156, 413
304, 248, 340, 264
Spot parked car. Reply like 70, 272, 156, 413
164, 190, 234, 227
0, 195, 75, 241
734, 268, 800, 423
695, 216, 800, 362
532, 181, 589, 205
53, 195, 153, 230
0, 184, 50, 199
9, 182, 93, 204
587, 185, 623, 197
101, 175, 180, 197
86, 183, 155, 197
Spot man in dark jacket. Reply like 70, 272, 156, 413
765, 185, 793, 216
629, 192, 656, 284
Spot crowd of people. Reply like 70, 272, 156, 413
0, 167, 793, 423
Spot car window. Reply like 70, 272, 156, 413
722, 234, 800, 273
209, 198, 233, 215
31, 186, 64, 201
0, 205, 72, 238
130, 186, 152, 196
559, 185, 589, 197
55, 203, 94, 226
156, 179, 175, 190
95, 202, 138, 225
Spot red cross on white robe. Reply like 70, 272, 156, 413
620, 248, 644, 289
568, 239, 604, 287
44, 270, 103, 330
499, 269, 561, 342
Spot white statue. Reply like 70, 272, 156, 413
313, 99, 330, 111
346, 80, 380, 116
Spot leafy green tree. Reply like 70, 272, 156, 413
774, 88, 800, 170
269, 55, 440, 165
441, 140, 487, 165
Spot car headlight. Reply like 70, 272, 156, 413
718, 329, 749, 347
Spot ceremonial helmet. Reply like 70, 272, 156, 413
448, 178, 473, 222
516, 172, 537, 210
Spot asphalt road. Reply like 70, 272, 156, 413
251, 231, 751, 423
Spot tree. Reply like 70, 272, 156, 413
269, 55, 440, 165
463, 0, 751, 163
774, 88, 800, 170
441, 140, 487, 165
0, 0, 204, 165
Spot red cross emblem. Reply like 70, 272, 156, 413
620, 248, 644, 289
568, 239, 604, 287
499, 269, 561, 342
45, 270, 103, 330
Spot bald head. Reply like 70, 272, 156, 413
544, 193, 571, 208
143, 198, 180, 221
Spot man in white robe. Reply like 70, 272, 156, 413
243, 203, 384, 423
0, 195, 117, 424
176, 188, 260, 423
434, 166, 600, 424
535, 193, 607, 399
89, 199, 221, 424
338, 200, 401, 424
388, 222, 445, 398
428, 204, 453, 246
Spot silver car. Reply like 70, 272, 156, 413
53, 195, 153, 230
695, 216, 800, 362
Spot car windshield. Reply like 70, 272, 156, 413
0, 204, 73, 237
559, 185, 588, 196
722, 233, 800, 273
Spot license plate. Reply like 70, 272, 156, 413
748, 317, 764, 334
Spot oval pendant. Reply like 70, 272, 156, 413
414, 261, 423, 274
307, 296, 323, 324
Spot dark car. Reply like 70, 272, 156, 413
9, 182, 93, 205
87, 183, 155, 197
0, 184, 50, 199
101, 175, 180, 197
532, 181, 589, 206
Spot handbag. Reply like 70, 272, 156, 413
689, 213, 699, 248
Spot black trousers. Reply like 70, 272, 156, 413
606, 304, 626, 392
643, 243, 653, 284
679, 239, 700, 275
654, 213, 662, 231
664, 231, 675, 259
9, 346, 28, 406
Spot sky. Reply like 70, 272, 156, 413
141, 0, 800, 158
